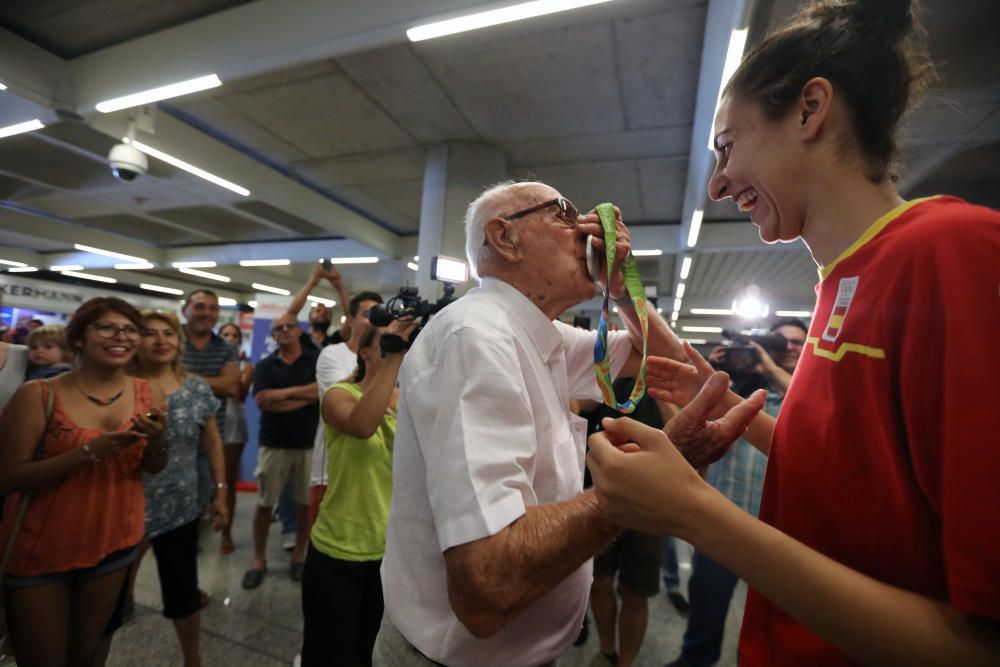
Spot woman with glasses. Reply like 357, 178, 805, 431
301, 320, 416, 667
129, 309, 229, 667
217, 322, 253, 555
0, 297, 167, 667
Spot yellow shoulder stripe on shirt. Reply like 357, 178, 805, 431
806, 337, 885, 362
819, 196, 942, 281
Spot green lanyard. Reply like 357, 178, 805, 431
593, 202, 649, 413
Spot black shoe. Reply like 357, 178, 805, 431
241, 567, 267, 590
573, 614, 589, 646
667, 589, 690, 616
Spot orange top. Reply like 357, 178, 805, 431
0, 378, 152, 577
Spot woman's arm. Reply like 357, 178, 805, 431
200, 416, 230, 531
237, 362, 253, 402
322, 354, 404, 439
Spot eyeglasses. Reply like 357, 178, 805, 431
499, 197, 579, 228
271, 323, 298, 333
89, 323, 142, 340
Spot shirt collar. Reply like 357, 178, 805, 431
478, 277, 564, 364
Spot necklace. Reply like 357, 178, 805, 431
74, 376, 126, 407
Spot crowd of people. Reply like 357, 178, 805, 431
1, 0, 999, 666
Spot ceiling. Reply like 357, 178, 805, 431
1, 0, 997, 337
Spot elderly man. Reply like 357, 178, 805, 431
375, 181, 686, 666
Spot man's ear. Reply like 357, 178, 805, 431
484, 218, 521, 263
797, 77, 834, 142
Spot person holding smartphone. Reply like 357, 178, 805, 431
0, 297, 167, 667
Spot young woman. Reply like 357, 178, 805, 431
301, 320, 416, 667
587, 1, 1000, 665
132, 309, 229, 667
217, 322, 253, 554
0, 297, 167, 667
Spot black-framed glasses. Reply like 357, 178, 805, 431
271, 323, 298, 333
89, 322, 142, 340
500, 197, 579, 228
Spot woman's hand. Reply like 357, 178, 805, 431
86, 430, 145, 460
647, 341, 715, 407
211, 490, 230, 532
132, 409, 166, 445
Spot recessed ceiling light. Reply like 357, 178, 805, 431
675, 283, 685, 299
252, 283, 290, 296
218, 297, 238, 307
74, 243, 147, 264
407, 262, 419, 271
177, 267, 230, 283
632, 249, 663, 257
61, 270, 116, 284
407, 0, 617, 42
239, 259, 291, 267
95, 74, 222, 113
680, 256, 693, 280
172, 261, 217, 268
329, 257, 379, 264
687, 210, 703, 248
681, 326, 723, 333
131, 140, 249, 197
0, 119, 44, 140
140, 283, 183, 295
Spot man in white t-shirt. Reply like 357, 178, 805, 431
376, 181, 686, 667
308, 290, 383, 518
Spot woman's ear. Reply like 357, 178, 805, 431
798, 77, 834, 142
483, 218, 521, 263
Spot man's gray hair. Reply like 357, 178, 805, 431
464, 180, 535, 280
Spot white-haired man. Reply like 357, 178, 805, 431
375, 181, 687, 666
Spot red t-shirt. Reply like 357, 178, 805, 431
739, 196, 1000, 666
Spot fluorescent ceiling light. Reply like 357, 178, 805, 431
0, 83, 6, 91
680, 256, 693, 280
61, 270, 116, 284
673, 298, 682, 312
632, 249, 663, 257
682, 338, 708, 345
413, 256, 419, 261
248, 300, 258, 309
140, 283, 183, 295
675, 283, 686, 299
682, 326, 723, 333
239, 259, 290, 267
178, 267, 230, 282
252, 283, 290, 296
687, 209, 703, 248
173, 261, 217, 268
95, 74, 222, 113
709, 28, 749, 150
690, 308, 733, 316
7, 267, 38, 273
776, 310, 813, 317
0, 119, 44, 140
407, 262, 419, 271
407, 0, 616, 42
0, 259, 27, 267
130, 140, 250, 197
329, 257, 379, 264
670, 310, 679, 322
656, 307, 663, 313
309, 295, 336, 307
115, 262, 155, 270
74, 243, 147, 264
50, 264, 83, 271
218, 297, 238, 307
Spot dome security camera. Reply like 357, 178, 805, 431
108, 142, 148, 182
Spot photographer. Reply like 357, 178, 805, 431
666, 318, 805, 667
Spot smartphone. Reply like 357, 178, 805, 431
321, 258, 333, 272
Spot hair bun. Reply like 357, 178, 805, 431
849, 0, 913, 38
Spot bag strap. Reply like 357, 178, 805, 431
0, 379, 56, 584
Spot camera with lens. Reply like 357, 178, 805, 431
108, 142, 148, 182
368, 284, 457, 354
713, 329, 788, 397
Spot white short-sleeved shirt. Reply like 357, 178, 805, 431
310, 342, 358, 486
381, 278, 632, 667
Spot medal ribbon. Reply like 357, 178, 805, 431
593, 202, 648, 413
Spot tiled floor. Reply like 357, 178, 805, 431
107, 492, 743, 667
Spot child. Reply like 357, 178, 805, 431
26, 324, 74, 380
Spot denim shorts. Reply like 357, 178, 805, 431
2, 545, 138, 590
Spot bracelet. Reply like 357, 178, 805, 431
81, 443, 100, 463
611, 293, 633, 307
215, 482, 229, 490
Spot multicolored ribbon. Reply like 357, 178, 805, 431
593, 202, 648, 413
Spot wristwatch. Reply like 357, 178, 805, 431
216, 482, 229, 490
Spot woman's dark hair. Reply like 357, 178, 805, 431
66, 297, 144, 354
353, 326, 380, 383
725, 0, 936, 183
219, 322, 243, 344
